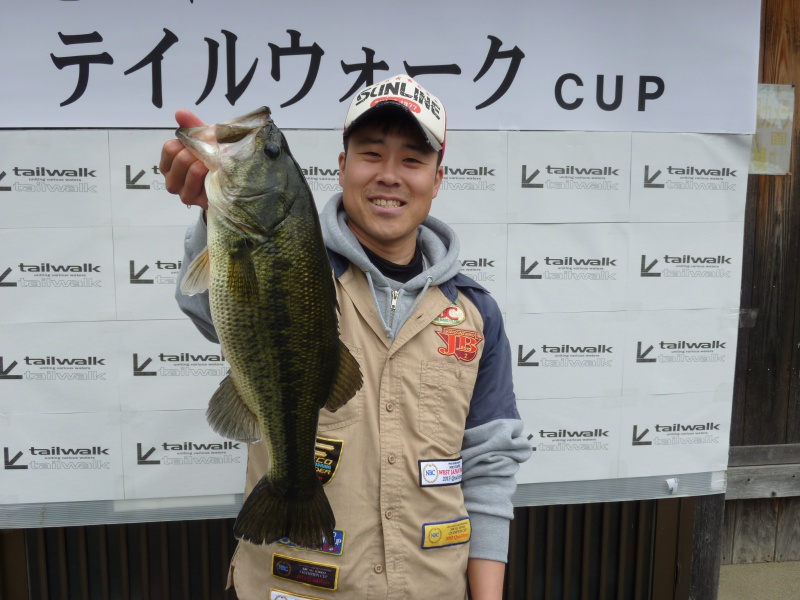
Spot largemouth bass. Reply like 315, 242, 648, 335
177, 107, 362, 547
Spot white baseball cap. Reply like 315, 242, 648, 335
343, 74, 447, 155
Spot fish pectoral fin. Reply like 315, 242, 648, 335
323, 341, 364, 412
206, 374, 261, 442
227, 241, 259, 303
180, 247, 210, 296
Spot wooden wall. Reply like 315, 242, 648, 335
725, 0, 800, 565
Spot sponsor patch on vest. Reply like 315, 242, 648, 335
421, 517, 472, 549
270, 588, 324, 600
419, 458, 463, 487
436, 328, 483, 363
272, 554, 339, 591
432, 302, 466, 326
315, 436, 343, 486
277, 529, 345, 556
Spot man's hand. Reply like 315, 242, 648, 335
159, 109, 209, 210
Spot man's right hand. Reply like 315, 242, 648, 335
160, 109, 209, 211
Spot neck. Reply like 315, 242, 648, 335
354, 236, 417, 265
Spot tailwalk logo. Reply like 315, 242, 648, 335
528, 427, 611, 452
441, 165, 497, 192
136, 441, 242, 466
5, 165, 99, 193
460, 257, 497, 283
0, 354, 109, 382
302, 165, 340, 193
125, 165, 166, 190
636, 339, 728, 364
520, 255, 619, 281
129, 260, 182, 284
642, 164, 738, 191
521, 164, 621, 190
631, 422, 722, 446
0, 267, 16, 287
4, 445, 111, 470
639, 254, 733, 279
132, 352, 227, 377
3, 262, 104, 288
517, 342, 613, 368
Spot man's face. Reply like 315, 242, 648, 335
338, 123, 443, 263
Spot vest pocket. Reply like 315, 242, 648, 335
318, 343, 364, 431
418, 360, 477, 453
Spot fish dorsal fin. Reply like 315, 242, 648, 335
227, 240, 259, 303
206, 374, 261, 442
180, 247, 210, 295
324, 341, 363, 412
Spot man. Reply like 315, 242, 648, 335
161, 75, 531, 600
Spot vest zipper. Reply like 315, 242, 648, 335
388, 290, 400, 331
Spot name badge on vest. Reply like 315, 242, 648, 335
419, 458, 463, 487
272, 554, 338, 591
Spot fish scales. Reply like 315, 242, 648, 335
178, 107, 362, 547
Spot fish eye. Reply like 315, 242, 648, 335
264, 142, 281, 159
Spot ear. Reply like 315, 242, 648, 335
338, 152, 347, 188
431, 165, 444, 200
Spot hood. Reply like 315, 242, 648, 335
320, 193, 461, 291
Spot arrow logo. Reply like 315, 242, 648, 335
521, 166, 543, 188
0, 358, 23, 380
636, 342, 657, 363
133, 354, 157, 376
0, 267, 17, 287
126, 165, 150, 190
643, 165, 664, 188
4, 447, 27, 469
137, 443, 160, 465
0, 171, 10, 192
640, 255, 660, 277
632, 426, 652, 446
129, 261, 154, 284
520, 258, 541, 280
517, 346, 539, 367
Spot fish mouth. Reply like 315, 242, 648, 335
175, 107, 273, 168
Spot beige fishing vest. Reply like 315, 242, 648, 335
228, 264, 485, 600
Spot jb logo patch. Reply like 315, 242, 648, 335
436, 328, 483, 363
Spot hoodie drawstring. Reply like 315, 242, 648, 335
364, 271, 395, 337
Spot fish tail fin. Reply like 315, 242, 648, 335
234, 476, 334, 548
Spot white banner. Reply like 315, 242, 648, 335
507, 223, 630, 314
120, 411, 247, 500
117, 320, 227, 413
0, 321, 119, 415
508, 132, 632, 224
0, 412, 125, 504
0, 131, 749, 511
0, 227, 117, 324
0, 0, 760, 132
0, 130, 112, 229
